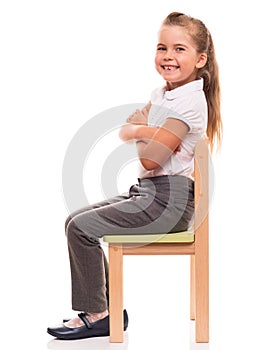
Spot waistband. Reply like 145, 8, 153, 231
138, 175, 194, 188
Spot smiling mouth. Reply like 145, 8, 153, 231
162, 65, 180, 71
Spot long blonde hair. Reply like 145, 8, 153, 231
163, 12, 222, 151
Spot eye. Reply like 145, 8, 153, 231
157, 46, 166, 51
176, 47, 185, 52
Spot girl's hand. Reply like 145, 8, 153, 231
174, 145, 182, 154
126, 102, 151, 125
119, 123, 140, 142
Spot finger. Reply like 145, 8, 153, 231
145, 102, 151, 112
141, 108, 147, 117
126, 116, 132, 123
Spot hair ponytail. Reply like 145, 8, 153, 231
163, 12, 223, 152
198, 33, 222, 151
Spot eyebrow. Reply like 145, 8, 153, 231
174, 43, 189, 48
157, 43, 189, 49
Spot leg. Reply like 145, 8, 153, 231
65, 186, 155, 314
67, 220, 109, 313
64, 193, 130, 232
190, 255, 196, 320
65, 195, 153, 314
195, 238, 209, 342
64, 194, 131, 313
108, 244, 124, 343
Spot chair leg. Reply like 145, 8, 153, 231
108, 244, 124, 343
190, 255, 196, 320
194, 137, 209, 342
195, 244, 209, 342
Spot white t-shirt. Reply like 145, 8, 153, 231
138, 78, 207, 179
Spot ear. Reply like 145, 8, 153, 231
196, 53, 207, 69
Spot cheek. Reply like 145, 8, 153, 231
154, 55, 161, 69
155, 50, 164, 61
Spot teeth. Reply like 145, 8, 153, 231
163, 65, 178, 71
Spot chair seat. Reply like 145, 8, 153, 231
103, 230, 194, 244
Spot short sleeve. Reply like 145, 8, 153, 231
168, 91, 208, 134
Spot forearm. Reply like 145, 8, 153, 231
119, 124, 159, 143
136, 125, 159, 140
136, 140, 164, 170
120, 119, 188, 171
120, 125, 162, 170
136, 138, 177, 170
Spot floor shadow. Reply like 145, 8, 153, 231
47, 333, 129, 350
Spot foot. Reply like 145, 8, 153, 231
47, 309, 129, 340
65, 310, 109, 328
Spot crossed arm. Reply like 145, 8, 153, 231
119, 104, 189, 170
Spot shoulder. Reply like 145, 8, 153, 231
166, 81, 208, 133
150, 86, 166, 104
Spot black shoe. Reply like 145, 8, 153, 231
47, 310, 128, 340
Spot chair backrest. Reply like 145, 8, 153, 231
194, 138, 209, 244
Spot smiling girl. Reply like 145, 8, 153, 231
121, 12, 222, 164
47, 12, 222, 341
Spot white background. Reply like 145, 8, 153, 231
1, 1, 277, 349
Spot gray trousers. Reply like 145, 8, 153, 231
65, 175, 194, 313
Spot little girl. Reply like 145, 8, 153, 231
48, 12, 222, 340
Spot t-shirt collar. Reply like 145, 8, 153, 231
163, 78, 204, 101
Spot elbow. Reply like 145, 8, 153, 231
119, 126, 127, 142
140, 158, 160, 171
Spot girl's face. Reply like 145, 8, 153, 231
155, 25, 207, 90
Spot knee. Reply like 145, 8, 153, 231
66, 218, 81, 241
66, 217, 99, 246
65, 215, 73, 233
65, 213, 83, 237
66, 219, 89, 251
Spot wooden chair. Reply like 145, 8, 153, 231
103, 139, 209, 343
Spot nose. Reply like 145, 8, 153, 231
164, 49, 174, 60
